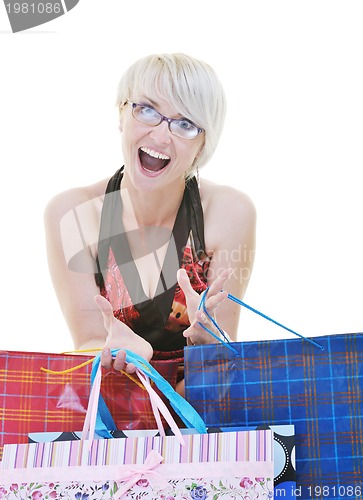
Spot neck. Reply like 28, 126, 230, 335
121, 172, 186, 228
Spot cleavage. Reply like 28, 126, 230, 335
125, 225, 174, 300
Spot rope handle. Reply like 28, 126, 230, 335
41, 349, 208, 437
198, 288, 324, 351
40, 350, 147, 391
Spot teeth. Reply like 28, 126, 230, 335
140, 147, 170, 161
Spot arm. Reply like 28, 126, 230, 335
44, 184, 153, 372
205, 186, 256, 341
44, 183, 110, 350
179, 183, 256, 344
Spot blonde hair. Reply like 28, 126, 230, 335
116, 53, 226, 178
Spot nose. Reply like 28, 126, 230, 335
148, 119, 172, 144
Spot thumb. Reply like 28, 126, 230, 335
94, 295, 114, 332
177, 268, 194, 299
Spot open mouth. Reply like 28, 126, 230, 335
139, 147, 171, 173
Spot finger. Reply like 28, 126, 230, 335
101, 347, 113, 369
204, 290, 228, 312
183, 312, 208, 339
207, 268, 233, 297
113, 350, 127, 371
94, 294, 113, 315
182, 324, 194, 339
195, 309, 208, 324
185, 322, 214, 346
125, 362, 137, 374
177, 268, 194, 299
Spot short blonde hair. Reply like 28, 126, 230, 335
116, 53, 226, 178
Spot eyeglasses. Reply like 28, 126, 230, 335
127, 101, 204, 140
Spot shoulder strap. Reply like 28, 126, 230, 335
185, 176, 208, 259
94, 167, 124, 288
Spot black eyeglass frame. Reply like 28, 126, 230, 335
126, 100, 204, 139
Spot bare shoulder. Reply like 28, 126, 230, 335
200, 178, 256, 230
44, 178, 109, 224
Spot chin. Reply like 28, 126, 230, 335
126, 165, 167, 193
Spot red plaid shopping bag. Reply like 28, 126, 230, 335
0, 349, 181, 459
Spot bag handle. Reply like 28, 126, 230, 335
82, 361, 185, 447
41, 349, 207, 440
91, 349, 207, 438
198, 288, 324, 351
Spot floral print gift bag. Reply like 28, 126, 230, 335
0, 351, 274, 499
0, 430, 274, 500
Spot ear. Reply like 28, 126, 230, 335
195, 135, 205, 159
194, 143, 204, 162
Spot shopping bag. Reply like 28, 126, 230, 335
0, 430, 274, 499
0, 349, 180, 459
29, 424, 296, 499
185, 290, 363, 497
185, 328, 363, 498
0, 350, 274, 499
83, 349, 207, 439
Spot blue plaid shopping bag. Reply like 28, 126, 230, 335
184, 292, 363, 499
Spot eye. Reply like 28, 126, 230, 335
139, 105, 159, 119
177, 119, 196, 131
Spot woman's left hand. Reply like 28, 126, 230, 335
94, 295, 153, 373
177, 267, 231, 345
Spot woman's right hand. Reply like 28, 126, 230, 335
177, 267, 231, 345
94, 295, 153, 373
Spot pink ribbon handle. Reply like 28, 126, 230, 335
135, 369, 185, 445
82, 363, 102, 440
114, 450, 168, 499
81, 362, 102, 460
80, 364, 184, 463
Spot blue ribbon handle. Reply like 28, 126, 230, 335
91, 350, 207, 438
198, 288, 324, 352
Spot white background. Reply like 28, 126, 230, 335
0, 0, 362, 353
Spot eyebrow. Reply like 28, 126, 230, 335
139, 96, 187, 121
141, 96, 159, 107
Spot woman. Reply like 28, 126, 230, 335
44, 53, 256, 393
